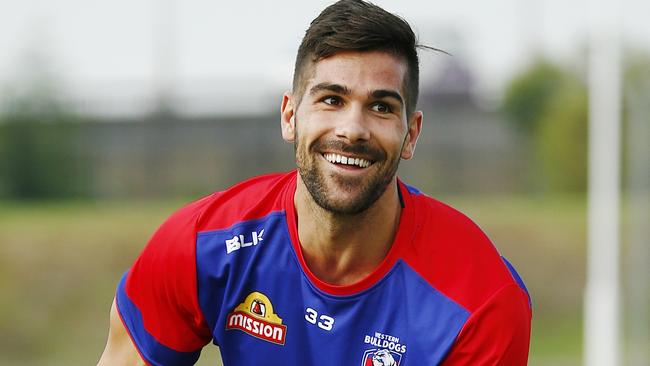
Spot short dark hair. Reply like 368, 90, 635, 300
293, 0, 426, 115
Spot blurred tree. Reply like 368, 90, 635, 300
503, 60, 567, 136
620, 51, 650, 190
503, 59, 588, 193
504, 54, 649, 194
0, 88, 90, 200
535, 76, 588, 192
624, 52, 650, 93
621, 51, 650, 366
0, 34, 93, 200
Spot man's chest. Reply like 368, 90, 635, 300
198, 244, 466, 364
194, 213, 469, 365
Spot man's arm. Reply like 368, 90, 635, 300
97, 298, 146, 366
98, 200, 213, 366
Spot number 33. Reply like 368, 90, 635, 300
305, 307, 335, 331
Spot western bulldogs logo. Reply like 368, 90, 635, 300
361, 349, 401, 366
361, 331, 406, 365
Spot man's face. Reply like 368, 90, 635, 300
282, 51, 421, 215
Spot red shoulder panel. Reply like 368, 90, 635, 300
441, 284, 532, 365
401, 194, 516, 313
125, 196, 213, 351
195, 171, 294, 232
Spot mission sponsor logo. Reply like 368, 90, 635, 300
226, 292, 287, 345
361, 331, 406, 366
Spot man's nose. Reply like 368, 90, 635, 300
334, 106, 370, 143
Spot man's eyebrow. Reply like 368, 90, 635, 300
309, 83, 351, 96
370, 90, 404, 106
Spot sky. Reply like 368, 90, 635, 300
1, 0, 648, 116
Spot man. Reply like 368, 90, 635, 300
98, 1, 532, 365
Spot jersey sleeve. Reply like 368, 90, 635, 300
440, 283, 532, 366
115, 204, 213, 366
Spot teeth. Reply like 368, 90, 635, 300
323, 153, 372, 168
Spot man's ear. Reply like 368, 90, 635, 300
401, 111, 423, 160
280, 92, 296, 142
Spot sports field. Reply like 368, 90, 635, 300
0, 195, 585, 365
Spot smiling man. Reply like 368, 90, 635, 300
98, 1, 531, 365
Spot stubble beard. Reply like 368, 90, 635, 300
294, 123, 403, 216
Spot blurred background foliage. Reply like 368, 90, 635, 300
0, 47, 648, 365
503, 59, 589, 193
0, 106, 90, 200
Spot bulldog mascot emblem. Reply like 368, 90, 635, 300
361, 349, 401, 366
372, 349, 397, 366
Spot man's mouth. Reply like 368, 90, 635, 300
322, 153, 373, 168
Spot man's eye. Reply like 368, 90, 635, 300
322, 96, 342, 106
371, 103, 392, 113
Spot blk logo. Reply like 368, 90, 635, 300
225, 229, 264, 254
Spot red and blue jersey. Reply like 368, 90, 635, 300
116, 171, 532, 365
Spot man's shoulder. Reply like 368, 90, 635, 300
406, 187, 490, 244
409, 192, 501, 268
164, 171, 296, 234
402, 186, 527, 313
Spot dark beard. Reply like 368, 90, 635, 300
294, 122, 401, 215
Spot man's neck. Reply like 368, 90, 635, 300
294, 176, 402, 286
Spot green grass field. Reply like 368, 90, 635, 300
0, 195, 586, 365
